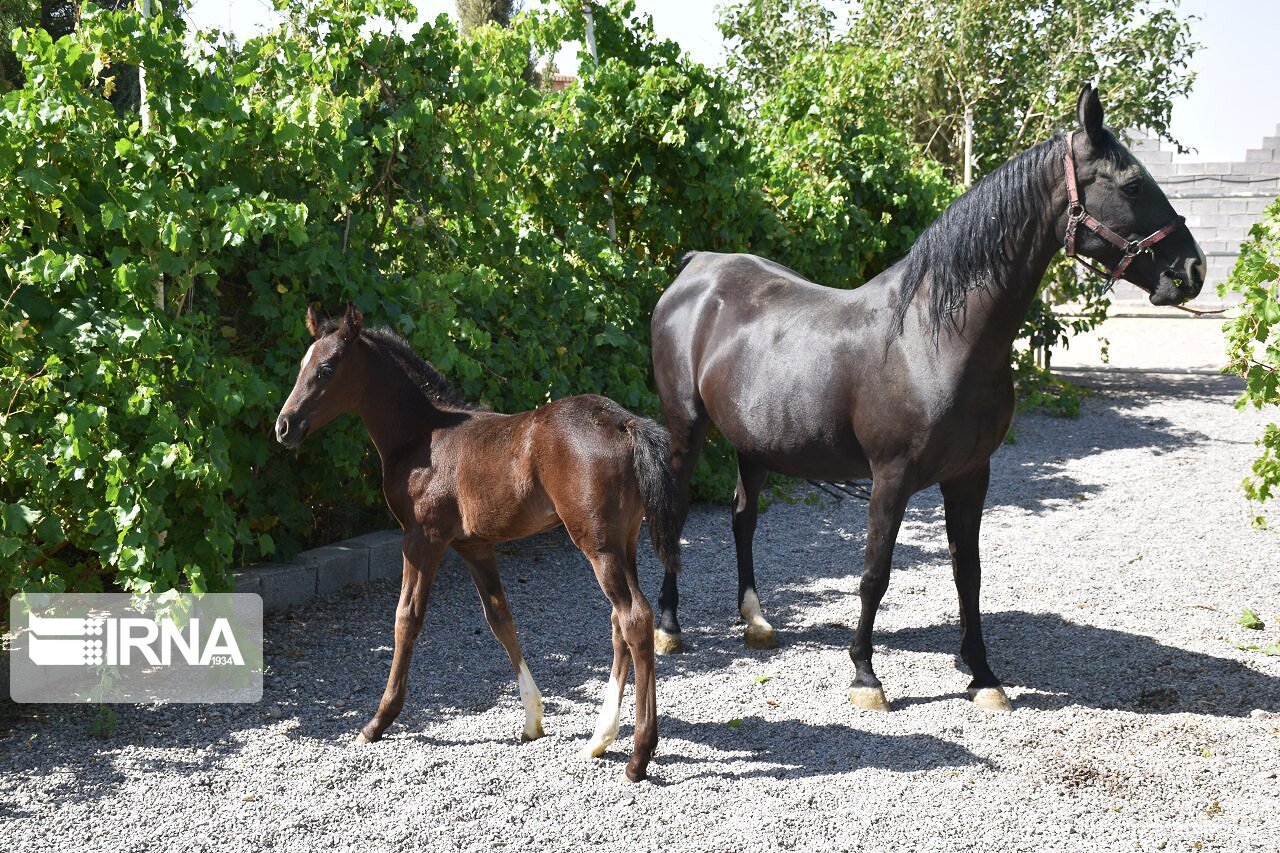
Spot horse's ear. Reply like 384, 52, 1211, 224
1076, 84, 1106, 147
339, 300, 363, 342
306, 303, 322, 339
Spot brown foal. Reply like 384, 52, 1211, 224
275, 303, 681, 781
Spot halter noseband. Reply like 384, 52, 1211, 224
1062, 130, 1185, 291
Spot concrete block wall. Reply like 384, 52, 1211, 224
231, 529, 429, 613
1113, 128, 1280, 310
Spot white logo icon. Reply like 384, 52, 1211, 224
27, 611, 244, 667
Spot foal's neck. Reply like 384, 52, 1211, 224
354, 341, 469, 465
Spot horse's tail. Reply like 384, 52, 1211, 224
624, 416, 682, 575
675, 251, 699, 276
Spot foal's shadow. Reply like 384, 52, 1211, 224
877, 611, 1280, 716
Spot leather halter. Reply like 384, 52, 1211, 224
1062, 130, 1185, 291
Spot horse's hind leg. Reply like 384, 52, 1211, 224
654, 402, 710, 655
733, 455, 777, 649
941, 464, 1011, 712
848, 471, 911, 711
358, 534, 446, 743
455, 543, 545, 741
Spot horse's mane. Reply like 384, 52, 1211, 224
890, 129, 1129, 335
319, 320, 480, 411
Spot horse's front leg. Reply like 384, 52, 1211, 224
849, 470, 911, 711
941, 464, 1011, 712
357, 532, 446, 743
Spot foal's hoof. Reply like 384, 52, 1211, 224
744, 625, 779, 649
849, 685, 891, 712
654, 629, 684, 655
353, 731, 373, 744
521, 722, 546, 742
578, 737, 612, 759
969, 686, 1013, 712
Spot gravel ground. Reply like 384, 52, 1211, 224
4, 370, 1280, 853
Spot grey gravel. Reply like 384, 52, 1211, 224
3, 371, 1280, 852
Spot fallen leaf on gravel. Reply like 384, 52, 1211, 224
1237, 607, 1264, 630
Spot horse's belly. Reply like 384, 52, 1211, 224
714, 406, 871, 482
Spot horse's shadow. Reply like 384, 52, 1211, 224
878, 610, 1280, 716
653, 609, 1280, 719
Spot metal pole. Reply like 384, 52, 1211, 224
581, 2, 617, 243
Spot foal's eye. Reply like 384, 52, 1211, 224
1121, 179, 1142, 198
318, 363, 334, 379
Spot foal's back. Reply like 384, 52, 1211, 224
436, 395, 646, 548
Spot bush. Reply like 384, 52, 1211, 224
1221, 195, 1280, 527
0, 0, 950, 598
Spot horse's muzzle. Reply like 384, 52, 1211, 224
1150, 256, 1205, 306
275, 413, 307, 448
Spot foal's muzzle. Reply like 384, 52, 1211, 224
275, 413, 308, 448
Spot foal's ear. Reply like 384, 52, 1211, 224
1076, 84, 1106, 147
338, 300, 363, 342
305, 303, 323, 339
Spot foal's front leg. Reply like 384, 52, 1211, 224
358, 533, 446, 742
456, 543, 545, 741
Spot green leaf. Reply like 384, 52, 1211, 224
1237, 608, 1265, 630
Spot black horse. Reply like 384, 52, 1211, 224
650, 86, 1206, 713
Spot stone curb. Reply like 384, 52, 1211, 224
231, 528, 413, 613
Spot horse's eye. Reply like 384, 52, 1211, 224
318, 363, 334, 379
1121, 179, 1142, 198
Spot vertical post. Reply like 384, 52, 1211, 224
963, 105, 974, 186
138, 0, 151, 134
581, 2, 617, 243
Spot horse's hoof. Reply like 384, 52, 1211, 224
849, 685, 891, 711
744, 625, 779, 649
353, 731, 372, 744
521, 722, 545, 742
654, 629, 683, 655
970, 686, 1013, 712
624, 763, 648, 783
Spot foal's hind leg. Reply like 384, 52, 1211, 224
455, 543, 545, 740
582, 545, 657, 782
653, 405, 710, 655
580, 609, 631, 759
941, 464, 1011, 712
732, 455, 777, 649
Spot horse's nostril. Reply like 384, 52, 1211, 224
276, 416, 290, 442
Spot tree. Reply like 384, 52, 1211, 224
457, 0, 516, 35
847, 0, 1199, 181
716, 0, 834, 102
1221, 197, 1280, 528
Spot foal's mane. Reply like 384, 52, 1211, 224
319, 319, 480, 411
890, 129, 1128, 335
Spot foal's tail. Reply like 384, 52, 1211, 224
625, 416, 683, 575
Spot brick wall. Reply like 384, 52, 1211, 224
1109, 127, 1280, 309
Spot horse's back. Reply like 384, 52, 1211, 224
652, 252, 899, 479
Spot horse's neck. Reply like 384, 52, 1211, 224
937, 164, 1067, 362
355, 346, 460, 465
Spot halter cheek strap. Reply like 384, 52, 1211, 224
1062, 130, 1186, 290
